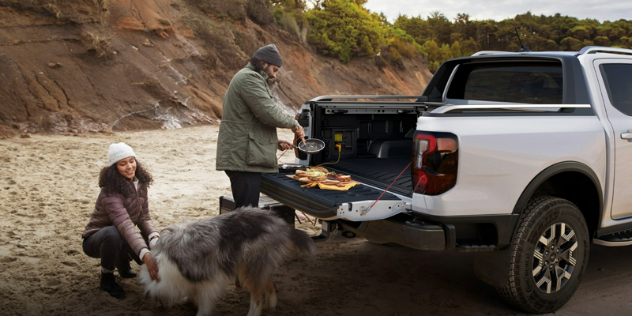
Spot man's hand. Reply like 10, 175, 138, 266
143, 252, 161, 282
291, 125, 305, 140
277, 140, 293, 151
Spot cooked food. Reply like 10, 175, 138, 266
291, 167, 347, 185
306, 171, 326, 179
338, 175, 351, 182
321, 180, 340, 185
309, 175, 327, 181
300, 142, 323, 152
308, 167, 329, 173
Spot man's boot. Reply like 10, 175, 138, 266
100, 273, 125, 299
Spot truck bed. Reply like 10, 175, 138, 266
326, 157, 412, 196
261, 157, 411, 219
263, 97, 422, 219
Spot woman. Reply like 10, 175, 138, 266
82, 142, 160, 299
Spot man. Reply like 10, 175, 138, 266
216, 44, 305, 208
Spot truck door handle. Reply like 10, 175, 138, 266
621, 131, 632, 140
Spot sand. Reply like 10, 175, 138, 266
2, 125, 632, 316
0, 125, 314, 315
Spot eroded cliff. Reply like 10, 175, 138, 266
0, 0, 432, 138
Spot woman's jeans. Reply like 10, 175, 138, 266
82, 226, 141, 271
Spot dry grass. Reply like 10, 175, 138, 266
81, 31, 115, 58
278, 14, 300, 39
7, 0, 111, 25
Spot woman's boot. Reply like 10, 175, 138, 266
100, 272, 125, 298
116, 256, 137, 279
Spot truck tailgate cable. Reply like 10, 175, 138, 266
365, 162, 412, 215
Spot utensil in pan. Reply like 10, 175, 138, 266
295, 138, 325, 154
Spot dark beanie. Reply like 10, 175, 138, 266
253, 44, 283, 67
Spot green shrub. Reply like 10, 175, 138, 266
306, 0, 386, 63
389, 46, 403, 65
428, 60, 440, 73
388, 38, 414, 58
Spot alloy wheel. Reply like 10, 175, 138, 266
532, 222, 578, 293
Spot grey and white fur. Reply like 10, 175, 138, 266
139, 207, 317, 316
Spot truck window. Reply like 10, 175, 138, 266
446, 62, 564, 104
600, 64, 632, 116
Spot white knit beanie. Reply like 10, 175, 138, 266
107, 142, 136, 166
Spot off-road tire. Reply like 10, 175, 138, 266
497, 195, 590, 313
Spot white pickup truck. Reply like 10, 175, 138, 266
259, 46, 632, 313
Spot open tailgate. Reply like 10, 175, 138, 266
261, 172, 411, 221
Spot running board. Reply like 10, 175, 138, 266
594, 229, 632, 247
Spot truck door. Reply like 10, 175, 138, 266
594, 60, 632, 219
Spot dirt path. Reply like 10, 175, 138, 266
1, 125, 631, 316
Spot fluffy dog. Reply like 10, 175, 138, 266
139, 207, 317, 316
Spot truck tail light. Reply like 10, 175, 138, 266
412, 132, 458, 195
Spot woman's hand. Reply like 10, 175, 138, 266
143, 252, 160, 282
277, 140, 293, 151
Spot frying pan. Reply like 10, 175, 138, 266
295, 138, 325, 154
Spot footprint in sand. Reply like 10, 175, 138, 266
65, 249, 80, 256
44, 279, 62, 287
61, 261, 79, 268
42, 279, 62, 294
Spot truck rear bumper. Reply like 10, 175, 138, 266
337, 217, 446, 250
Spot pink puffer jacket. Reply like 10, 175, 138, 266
82, 180, 157, 257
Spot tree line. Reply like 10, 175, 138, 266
270, 0, 632, 72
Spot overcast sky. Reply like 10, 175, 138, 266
364, 0, 631, 23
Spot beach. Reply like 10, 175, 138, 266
1, 125, 632, 316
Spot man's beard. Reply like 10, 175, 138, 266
267, 77, 279, 90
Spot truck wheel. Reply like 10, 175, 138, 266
498, 195, 590, 313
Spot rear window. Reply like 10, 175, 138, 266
600, 64, 632, 116
446, 62, 564, 104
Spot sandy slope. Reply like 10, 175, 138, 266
2, 126, 632, 316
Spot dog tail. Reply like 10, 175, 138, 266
290, 229, 317, 256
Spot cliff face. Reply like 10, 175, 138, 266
0, 0, 432, 138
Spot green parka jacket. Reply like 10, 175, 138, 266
216, 63, 299, 173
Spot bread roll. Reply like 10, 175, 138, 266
338, 175, 351, 182
309, 175, 327, 182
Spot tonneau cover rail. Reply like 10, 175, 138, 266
432, 103, 591, 114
